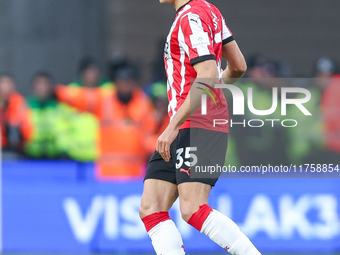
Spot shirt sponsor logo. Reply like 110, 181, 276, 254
190, 32, 210, 48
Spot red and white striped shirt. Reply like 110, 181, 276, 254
164, 0, 234, 133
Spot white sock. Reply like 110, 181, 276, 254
201, 210, 261, 255
148, 219, 185, 255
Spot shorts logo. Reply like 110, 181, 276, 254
180, 168, 191, 176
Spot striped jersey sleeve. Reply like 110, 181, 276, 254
178, 13, 216, 66
222, 16, 234, 45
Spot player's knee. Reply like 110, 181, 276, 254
139, 201, 152, 219
139, 198, 165, 219
180, 204, 196, 222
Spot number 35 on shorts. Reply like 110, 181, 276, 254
175, 147, 198, 169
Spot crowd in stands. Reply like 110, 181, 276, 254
0, 53, 339, 179
1, 54, 168, 179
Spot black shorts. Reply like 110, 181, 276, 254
144, 128, 228, 186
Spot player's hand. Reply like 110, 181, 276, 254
156, 125, 179, 162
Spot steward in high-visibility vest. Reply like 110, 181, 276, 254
25, 71, 99, 161
69, 56, 114, 89
55, 104, 99, 161
0, 74, 33, 153
286, 86, 323, 164
322, 75, 340, 153
61, 57, 115, 114
144, 80, 169, 153
286, 58, 340, 164
230, 79, 289, 167
56, 64, 156, 178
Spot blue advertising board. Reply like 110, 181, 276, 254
2, 160, 340, 253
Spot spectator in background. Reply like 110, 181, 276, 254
108, 52, 129, 82
98, 62, 156, 179
319, 58, 340, 162
144, 81, 169, 153
228, 55, 289, 167
56, 61, 156, 179
287, 57, 339, 164
144, 40, 169, 148
69, 56, 113, 89
313, 57, 338, 79
322, 76, 340, 159
0, 73, 33, 156
56, 57, 114, 114
312, 57, 339, 92
26, 71, 99, 161
145, 82, 168, 133
25, 71, 61, 158
245, 55, 277, 78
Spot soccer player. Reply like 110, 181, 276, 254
140, 0, 261, 254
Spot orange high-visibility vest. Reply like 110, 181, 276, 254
97, 90, 156, 179
56, 85, 156, 178
144, 114, 169, 154
0, 92, 33, 149
55, 85, 113, 115
322, 75, 340, 152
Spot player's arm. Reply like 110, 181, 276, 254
221, 40, 247, 84
156, 60, 219, 162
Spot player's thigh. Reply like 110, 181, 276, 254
140, 179, 178, 218
177, 181, 211, 222
141, 148, 178, 218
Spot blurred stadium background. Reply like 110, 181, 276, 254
0, 0, 340, 254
